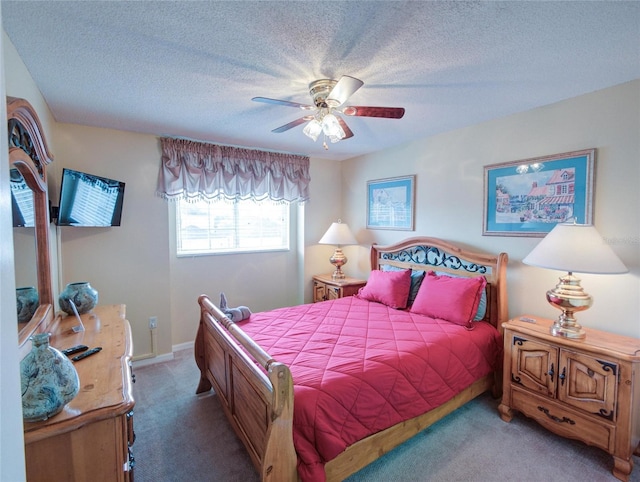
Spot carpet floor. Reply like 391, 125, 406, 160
131, 348, 639, 481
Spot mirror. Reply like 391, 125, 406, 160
7, 97, 55, 355
11, 168, 38, 325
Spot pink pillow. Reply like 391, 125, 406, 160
356, 269, 412, 309
410, 271, 487, 328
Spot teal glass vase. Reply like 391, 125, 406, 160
16, 286, 39, 323
20, 332, 80, 422
59, 281, 98, 315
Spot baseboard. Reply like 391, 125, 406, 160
173, 341, 193, 352
131, 340, 194, 368
132, 352, 174, 368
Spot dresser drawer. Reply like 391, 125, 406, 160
511, 387, 615, 453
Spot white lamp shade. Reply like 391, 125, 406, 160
319, 221, 357, 246
321, 114, 345, 139
522, 223, 628, 274
303, 119, 322, 141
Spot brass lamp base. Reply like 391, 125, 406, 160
546, 272, 592, 339
329, 248, 347, 280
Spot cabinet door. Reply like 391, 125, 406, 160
313, 281, 326, 302
325, 285, 341, 301
510, 334, 558, 398
558, 349, 618, 421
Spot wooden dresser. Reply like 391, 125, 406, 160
23, 305, 135, 482
312, 274, 366, 302
498, 316, 640, 481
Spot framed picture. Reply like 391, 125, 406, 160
366, 175, 415, 230
483, 149, 595, 237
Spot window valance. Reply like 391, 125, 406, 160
156, 137, 310, 203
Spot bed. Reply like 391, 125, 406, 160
195, 236, 508, 481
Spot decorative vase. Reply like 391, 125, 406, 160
20, 332, 80, 422
16, 286, 39, 323
59, 282, 98, 315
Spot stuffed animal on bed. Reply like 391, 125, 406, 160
219, 292, 252, 322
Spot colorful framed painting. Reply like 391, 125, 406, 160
483, 149, 595, 237
366, 175, 415, 230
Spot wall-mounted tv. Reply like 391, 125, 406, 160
56, 168, 125, 227
10, 168, 35, 227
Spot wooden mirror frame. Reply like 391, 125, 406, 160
8, 97, 55, 355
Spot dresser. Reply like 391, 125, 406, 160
23, 305, 135, 482
312, 274, 366, 302
498, 316, 640, 481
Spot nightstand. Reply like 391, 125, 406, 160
312, 274, 366, 302
498, 315, 640, 481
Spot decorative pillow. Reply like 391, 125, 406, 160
410, 271, 487, 328
381, 265, 426, 306
356, 269, 412, 309
435, 271, 487, 321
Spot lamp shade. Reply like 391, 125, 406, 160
522, 223, 628, 274
303, 119, 322, 141
319, 221, 357, 246
321, 113, 345, 139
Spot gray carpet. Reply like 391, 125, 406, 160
132, 348, 639, 481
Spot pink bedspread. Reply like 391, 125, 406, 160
237, 296, 502, 481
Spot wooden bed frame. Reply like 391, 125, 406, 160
194, 236, 509, 481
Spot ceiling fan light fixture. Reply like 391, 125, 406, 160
303, 119, 322, 141
253, 75, 404, 150
322, 113, 345, 139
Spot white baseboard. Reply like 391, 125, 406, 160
172, 341, 193, 352
132, 352, 174, 368
131, 340, 194, 368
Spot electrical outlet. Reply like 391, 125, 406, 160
149, 316, 158, 330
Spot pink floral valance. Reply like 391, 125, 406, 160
156, 138, 310, 203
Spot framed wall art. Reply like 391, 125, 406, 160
366, 175, 415, 230
483, 149, 595, 237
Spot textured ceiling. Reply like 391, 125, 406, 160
3, 1, 639, 161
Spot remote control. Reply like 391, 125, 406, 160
62, 344, 89, 356
519, 316, 536, 323
72, 346, 102, 361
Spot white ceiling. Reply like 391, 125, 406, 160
2, 1, 639, 161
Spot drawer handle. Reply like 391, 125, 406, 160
537, 406, 575, 425
559, 367, 566, 386
547, 363, 554, 380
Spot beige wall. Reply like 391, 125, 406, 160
48, 124, 344, 354
342, 80, 640, 338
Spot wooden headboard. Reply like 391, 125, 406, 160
370, 236, 509, 332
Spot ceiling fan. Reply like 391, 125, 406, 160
252, 75, 405, 150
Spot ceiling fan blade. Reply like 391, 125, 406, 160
327, 76, 364, 107
252, 97, 315, 110
337, 117, 354, 139
271, 116, 313, 133
342, 106, 405, 119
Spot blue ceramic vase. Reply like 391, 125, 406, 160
59, 282, 98, 315
16, 286, 39, 323
20, 332, 80, 422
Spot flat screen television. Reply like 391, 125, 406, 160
57, 168, 125, 227
10, 168, 35, 227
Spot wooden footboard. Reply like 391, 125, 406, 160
195, 295, 297, 481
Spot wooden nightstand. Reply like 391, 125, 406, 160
312, 274, 366, 302
498, 315, 640, 481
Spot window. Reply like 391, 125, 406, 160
176, 198, 290, 256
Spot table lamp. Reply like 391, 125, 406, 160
319, 220, 357, 280
522, 221, 628, 339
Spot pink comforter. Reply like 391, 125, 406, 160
237, 296, 502, 481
